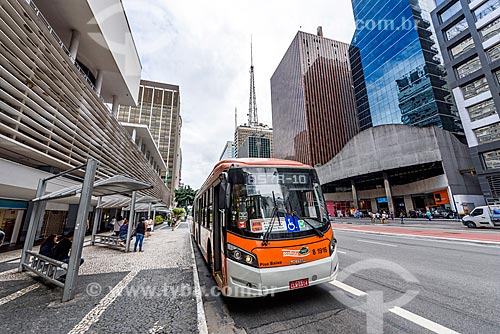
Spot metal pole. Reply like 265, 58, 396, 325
19, 179, 47, 272
148, 202, 152, 218
62, 159, 98, 302
91, 197, 102, 245
126, 191, 137, 252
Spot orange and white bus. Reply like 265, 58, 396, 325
192, 158, 338, 297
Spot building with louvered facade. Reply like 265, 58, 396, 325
0, 0, 169, 247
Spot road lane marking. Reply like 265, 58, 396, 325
329, 280, 366, 296
190, 236, 208, 334
68, 270, 138, 334
337, 250, 347, 254
390, 306, 460, 334
335, 229, 500, 246
330, 280, 461, 334
356, 239, 398, 247
0, 283, 40, 306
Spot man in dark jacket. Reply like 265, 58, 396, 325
134, 217, 146, 252
53, 231, 84, 264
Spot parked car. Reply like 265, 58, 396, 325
431, 208, 455, 219
462, 205, 500, 228
0, 229, 5, 247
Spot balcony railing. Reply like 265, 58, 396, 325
24, 0, 96, 91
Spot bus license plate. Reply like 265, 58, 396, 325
289, 278, 309, 290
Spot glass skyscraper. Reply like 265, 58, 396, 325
350, 0, 463, 134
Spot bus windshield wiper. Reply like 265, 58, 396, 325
288, 199, 324, 237
262, 191, 280, 246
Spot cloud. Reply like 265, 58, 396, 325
122, 0, 355, 189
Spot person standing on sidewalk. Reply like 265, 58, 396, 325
134, 217, 146, 252
400, 212, 405, 224
114, 215, 124, 236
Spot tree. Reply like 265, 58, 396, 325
174, 185, 197, 208
172, 207, 185, 219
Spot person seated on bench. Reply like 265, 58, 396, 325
39, 234, 58, 258
118, 219, 129, 247
53, 231, 84, 265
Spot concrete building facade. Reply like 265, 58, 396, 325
117, 80, 182, 203
0, 0, 168, 247
271, 29, 360, 167
317, 125, 484, 216
431, 0, 500, 204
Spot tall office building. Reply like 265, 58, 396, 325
234, 125, 273, 158
0, 0, 169, 246
432, 0, 500, 203
117, 80, 182, 198
271, 29, 360, 167
350, 0, 463, 134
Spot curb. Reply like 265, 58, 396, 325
189, 232, 208, 334
333, 227, 500, 246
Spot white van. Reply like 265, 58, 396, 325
462, 205, 500, 228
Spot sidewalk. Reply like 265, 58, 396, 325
0, 222, 199, 333
332, 223, 500, 244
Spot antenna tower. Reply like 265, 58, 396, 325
248, 37, 258, 127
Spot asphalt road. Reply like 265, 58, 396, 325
196, 230, 500, 333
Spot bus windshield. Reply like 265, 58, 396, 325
228, 167, 330, 239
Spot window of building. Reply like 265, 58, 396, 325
474, 122, 500, 144
467, 99, 497, 121
480, 17, 500, 41
494, 69, 500, 83
445, 18, 469, 40
461, 77, 490, 99
475, 0, 500, 21
450, 37, 475, 59
487, 43, 500, 62
440, 1, 462, 22
456, 57, 482, 78
483, 149, 500, 169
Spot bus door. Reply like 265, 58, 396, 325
213, 185, 223, 279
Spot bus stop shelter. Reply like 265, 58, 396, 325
18, 159, 152, 301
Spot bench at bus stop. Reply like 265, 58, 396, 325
22, 250, 66, 287
93, 235, 126, 251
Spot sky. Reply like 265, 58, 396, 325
121, 0, 355, 189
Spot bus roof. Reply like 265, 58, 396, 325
197, 158, 312, 195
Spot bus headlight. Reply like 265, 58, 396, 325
329, 237, 337, 256
227, 243, 258, 267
